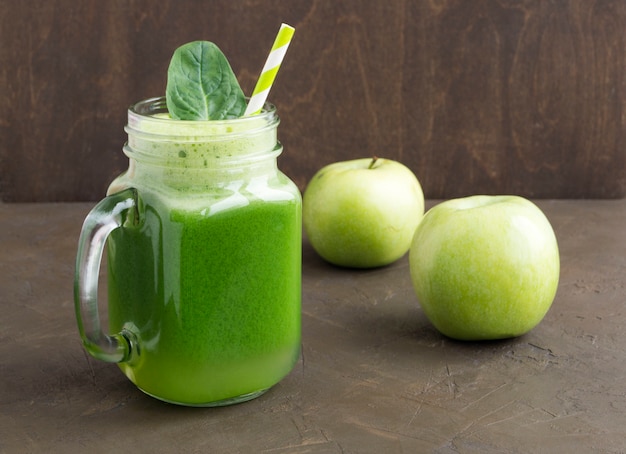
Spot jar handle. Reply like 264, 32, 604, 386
74, 188, 139, 363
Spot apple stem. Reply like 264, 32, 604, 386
368, 156, 379, 169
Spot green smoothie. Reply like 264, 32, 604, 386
107, 188, 301, 405
74, 40, 301, 406
99, 91, 302, 406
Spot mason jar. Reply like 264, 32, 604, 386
74, 96, 301, 406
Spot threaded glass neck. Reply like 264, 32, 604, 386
124, 96, 281, 169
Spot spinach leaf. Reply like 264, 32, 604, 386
166, 41, 247, 120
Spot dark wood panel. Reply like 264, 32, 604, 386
1, 0, 624, 202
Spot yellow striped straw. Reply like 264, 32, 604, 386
244, 23, 295, 116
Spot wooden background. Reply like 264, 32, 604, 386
1, 0, 625, 202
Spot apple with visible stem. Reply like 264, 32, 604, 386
303, 157, 424, 268
409, 195, 560, 341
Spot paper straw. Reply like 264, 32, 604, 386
244, 23, 295, 116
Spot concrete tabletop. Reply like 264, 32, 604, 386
1, 200, 625, 453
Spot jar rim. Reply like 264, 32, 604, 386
127, 96, 279, 138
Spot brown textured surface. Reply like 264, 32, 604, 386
2, 199, 626, 452
1, 1, 625, 202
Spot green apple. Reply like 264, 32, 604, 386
409, 195, 559, 340
303, 157, 424, 268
